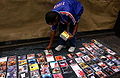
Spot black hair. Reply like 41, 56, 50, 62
45, 11, 60, 24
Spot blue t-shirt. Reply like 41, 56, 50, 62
51, 0, 84, 31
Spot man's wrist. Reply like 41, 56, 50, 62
72, 30, 75, 36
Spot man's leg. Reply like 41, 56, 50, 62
68, 24, 76, 52
69, 36, 76, 47
55, 23, 67, 51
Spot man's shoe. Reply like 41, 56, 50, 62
55, 45, 64, 51
68, 47, 76, 52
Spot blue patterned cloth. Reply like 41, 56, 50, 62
51, 0, 84, 31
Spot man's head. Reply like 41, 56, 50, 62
45, 11, 60, 25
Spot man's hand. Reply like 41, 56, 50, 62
46, 30, 56, 50
46, 44, 52, 50
68, 32, 73, 39
68, 34, 73, 39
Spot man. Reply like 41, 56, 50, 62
45, 0, 83, 52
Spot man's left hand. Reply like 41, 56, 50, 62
68, 34, 73, 39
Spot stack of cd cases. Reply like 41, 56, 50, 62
0, 39, 120, 78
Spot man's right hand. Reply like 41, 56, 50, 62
46, 30, 56, 50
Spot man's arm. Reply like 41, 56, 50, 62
73, 23, 78, 36
46, 30, 56, 49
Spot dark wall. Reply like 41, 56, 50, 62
114, 11, 120, 37
0, 0, 120, 42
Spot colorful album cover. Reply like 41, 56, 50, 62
62, 56, 66, 59
89, 49, 98, 55
55, 56, 64, 61
51, 67, 61, 74
99, 48, 105, 54
98, 62, 108, 69
46, 56, 55, 62
92, 57, 101, 63
91, 64, 102, 71
7, 61, 16, 66
115, 55, 120, 60
61, 66, 72, 74
30, 70, 40, 78
75, 70, 87, 78
29, 64, 39, 71
40, 62, 49, 68
79, 62, 89, 69
89, 42, 99, 50
44, 50, 53, 56
0, 66, 6, 73
96, 49, 105, 55
91, 39, 103, 47
0, 57, 7, 62
7, 65, 17, 73
7, 65, 17, 78
37, 58, 46, 64
87, 60, 95, 65
106, 55, 117, 60
60, 31, 72, 41
111, 59, 120, 66
100, 56, 108, 61
18, 55, 26, 61
41, 74, 52, 78
8, 56, 16, 61
18, 72, 29, 78
88, 54, 96, 59
70, 64, 87, 78
95, 71, 107, 78
0, 72, 6, 78
87, 73, 98, 78
110, 66, 120, 72
82, 43, 93, 51
28, 59, 37, 65
50, 61, 59, 68
59, 60, 68, 67
40, 67, 51, 75
53, 73, 64, 78
0, 61, 6, 67
103, 47, 116, 55
36, 53, 44, 58
18, 60, 27, 66
6, 71, 17, 78
75, 52, 84, 57
66, 59, 76, 65
84, 67, 94, 76
92, 51, 101, 57
79, 47, 91, 55
82, 55, 91, 62
27, 54, 35, 59
75, 57, 84, 63
105, 60, 115, 66
103, 67, 114, 76
67, 53, 76, 59
19, 64, 28, 73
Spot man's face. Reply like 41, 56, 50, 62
48, 21, 58, 26
48, 16, 60, 26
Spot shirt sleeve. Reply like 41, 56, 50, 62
76, 6, 84, 23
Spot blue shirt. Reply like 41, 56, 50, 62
51, 0, 84, 31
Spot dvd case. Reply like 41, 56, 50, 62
30, 70, 41, 78
53, 73, 64, 78
50, 61, 59, 68
27, 54, 35, 60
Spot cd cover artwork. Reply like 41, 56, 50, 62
30, 70, 41, 78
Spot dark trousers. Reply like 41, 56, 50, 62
58, 23, 76, 47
